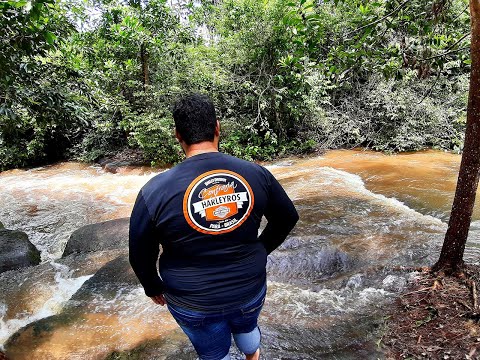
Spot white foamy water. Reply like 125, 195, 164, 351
324, 167, 444, 225
464, 220, 480, 264
0, 158, 447, 262
269, 164, 445, 228
267, 280, 392, 319
0, 164, 164, 260
0, 262, 92, 348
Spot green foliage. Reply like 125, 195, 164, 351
0, 0, 95, 170
220, 119, 317, 161
220, 128, 280, 161
319, 74, 468, 152
0, 54, 96, 169
128, 113, 182, 166
0, 0, 472, 170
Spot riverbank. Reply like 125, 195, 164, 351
382, 265, 480, 359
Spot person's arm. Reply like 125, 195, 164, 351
129, 190, 164, 301
258, 170, 299, 254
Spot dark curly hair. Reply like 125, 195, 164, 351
172, 93, 217, 145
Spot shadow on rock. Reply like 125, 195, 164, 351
62, 218, 130, 257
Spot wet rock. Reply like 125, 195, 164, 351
382, 274, 407, 292
4, 255, 392, 360
97, 149, 147, 173
267, 245, 354, 284
151, 280, 387, 359
4, 254, 178, 360
72, 253, 139, 296
104, 332, 191, 360
62, 218, 130, 257
346, 274, 364, 289
0, 249, 125, 344
0, 228, 40, 273
103, 161, 135, 174
258, 321, 383, 360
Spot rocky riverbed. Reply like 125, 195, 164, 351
1, 150, 480, 359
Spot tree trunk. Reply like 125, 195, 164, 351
432, 0, 480, 273
140, 42, 149, 91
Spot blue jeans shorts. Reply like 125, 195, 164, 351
167, 284, 266, 360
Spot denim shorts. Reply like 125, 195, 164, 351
167, 284, 266, 360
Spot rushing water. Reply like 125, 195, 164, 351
1, 149, 479, 359
0, 262, 92, 345
0, 163, 159, 261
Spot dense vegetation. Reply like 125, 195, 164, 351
0, 0, 471, 170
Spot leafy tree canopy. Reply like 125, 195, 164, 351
0, 0, 472, 170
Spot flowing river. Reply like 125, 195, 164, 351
1, 149, 480, 359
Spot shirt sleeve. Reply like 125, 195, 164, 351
258, 169, 299, 254
128, 190, 164, 297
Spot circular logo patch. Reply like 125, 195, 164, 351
183, 170, 254, 234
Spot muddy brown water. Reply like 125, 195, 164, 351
1, 149, 479, 359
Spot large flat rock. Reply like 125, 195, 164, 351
62, 218, 130, 257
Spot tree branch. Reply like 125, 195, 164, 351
417, 72, 440, 105
346, 0, 412, 37
422, 46, 470, 61
451, 3, 470, 24
421, 33, 470, 61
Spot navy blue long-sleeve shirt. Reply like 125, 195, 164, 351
129, 152, 298, 312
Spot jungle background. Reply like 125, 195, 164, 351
0, 0, 472, 170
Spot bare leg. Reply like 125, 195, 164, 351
245, 348, 260, 360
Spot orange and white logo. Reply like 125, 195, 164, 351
183, 170, 254, 234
